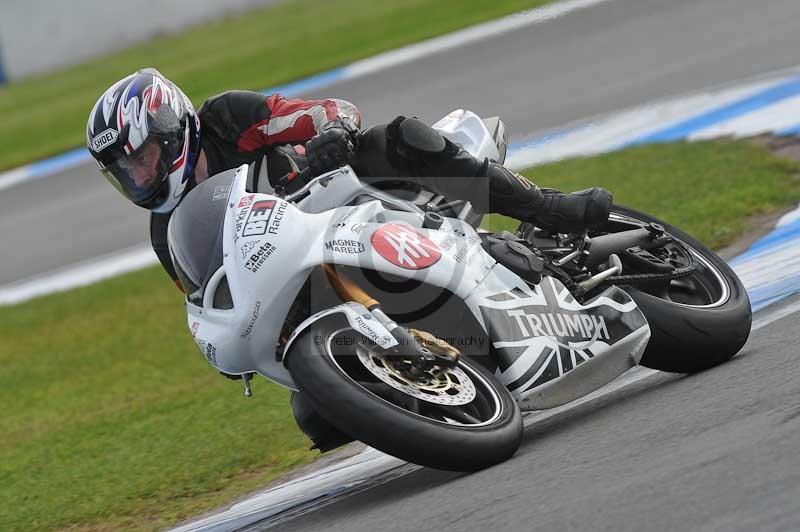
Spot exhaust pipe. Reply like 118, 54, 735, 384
584, 228, 652, 269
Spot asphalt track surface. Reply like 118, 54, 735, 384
5, 0, 800, 285
6, 1, 798, 530
251, 298, 800, 532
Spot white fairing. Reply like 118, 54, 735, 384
432, 109, 502, 162
184, 110, 650, 407
186, 164, 498, 389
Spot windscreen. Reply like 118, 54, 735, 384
167, 168, 238, 300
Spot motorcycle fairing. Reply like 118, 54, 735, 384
283, 301, 399, 364
185, 165, 497, 389
467, 271, 651, 407
184, 162, 650, 406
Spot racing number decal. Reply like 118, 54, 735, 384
242, 200, 276, 237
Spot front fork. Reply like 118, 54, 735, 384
322, 264, 460, 370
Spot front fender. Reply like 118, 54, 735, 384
282, 302, 399, 367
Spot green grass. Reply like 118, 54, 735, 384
3, 139, 800, 530
0, 267, 318, 531
486, 139, 800, 248
0, 0, 555, 172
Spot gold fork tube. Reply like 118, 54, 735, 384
323, 264, 380, 310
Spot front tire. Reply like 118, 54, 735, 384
611, 205, 752, 373
286, 314, 523, 471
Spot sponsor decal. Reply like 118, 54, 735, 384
453, 234, 481, 263
268, 201, 287, 235
440, 235, 458, 251
204, 343, 218, 365
240, 241, 258, 259
245, 242, 277, 272
355, 316, 381, 345
325, 239, 365, 254
234, 204, 250, 241
331, 208, 357, 229
238, 195, 254, 208
478, 278, 647, 394
243, 200, 276, 237
371, 224, 442, 270
507, 310, 610, 342
351, 223, 367, 234
240, 301, 261, 339
190, 322, 200, 337
91, 128, 118, 152
213, 185, 231, 201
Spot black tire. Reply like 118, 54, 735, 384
610, 205, 752, 373
286, 314, 523, 471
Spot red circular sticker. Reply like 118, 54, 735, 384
370, 224, 442, 270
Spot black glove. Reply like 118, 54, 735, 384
306, 119, 359, 175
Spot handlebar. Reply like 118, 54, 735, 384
275, 166, 315, 196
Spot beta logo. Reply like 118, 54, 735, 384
371, 224, 442, 270
245, 242, 277, 272
91, 128, 118, 152
242, 200, 276, 237
238, 195, 254, 208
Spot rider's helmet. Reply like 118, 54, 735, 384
86, 68, 201, 213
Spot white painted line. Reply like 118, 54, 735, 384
0, 166, 34, 192
0, 0, 618, 193
506, 67, 800, 169
344, 0, 617, 79
169, 297, 794, 532
170, 448, 407, 532
0, 244, 158, 306
778, 208, 800, 227
689, 93, 800, 141
752, 298, 800, 330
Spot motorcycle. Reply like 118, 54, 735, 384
167, 110, 752, 471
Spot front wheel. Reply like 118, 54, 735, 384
608, 205, 752, 373
286, 314, 523, 471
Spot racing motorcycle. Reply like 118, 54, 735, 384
168, 110, 752, 471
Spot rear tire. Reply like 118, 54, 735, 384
612, 205, 752, 373
286, 314, 523, 471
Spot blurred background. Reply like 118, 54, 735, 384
0, 0, 280, 82
3, 1, 800, 530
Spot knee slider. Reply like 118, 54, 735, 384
387, 116, 448, 163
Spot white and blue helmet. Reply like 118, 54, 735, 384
86, 68, 200, 213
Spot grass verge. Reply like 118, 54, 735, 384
0, 0, 555, 172
3, 139, 800, 530
486, 139, 800, 247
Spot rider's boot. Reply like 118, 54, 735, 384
379, 116, 613, 233
483, 162, 613, 233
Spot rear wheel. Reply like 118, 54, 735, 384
286, 314, 523, 471
608, 205, 751, 373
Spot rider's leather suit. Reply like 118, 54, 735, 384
150, 91, 611, 287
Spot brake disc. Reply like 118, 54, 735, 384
355, 345, 477, 406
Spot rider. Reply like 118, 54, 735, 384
86, 68, 613, 450
87, 68, 612, 286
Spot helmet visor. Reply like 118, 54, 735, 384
101, 137, 176, 208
